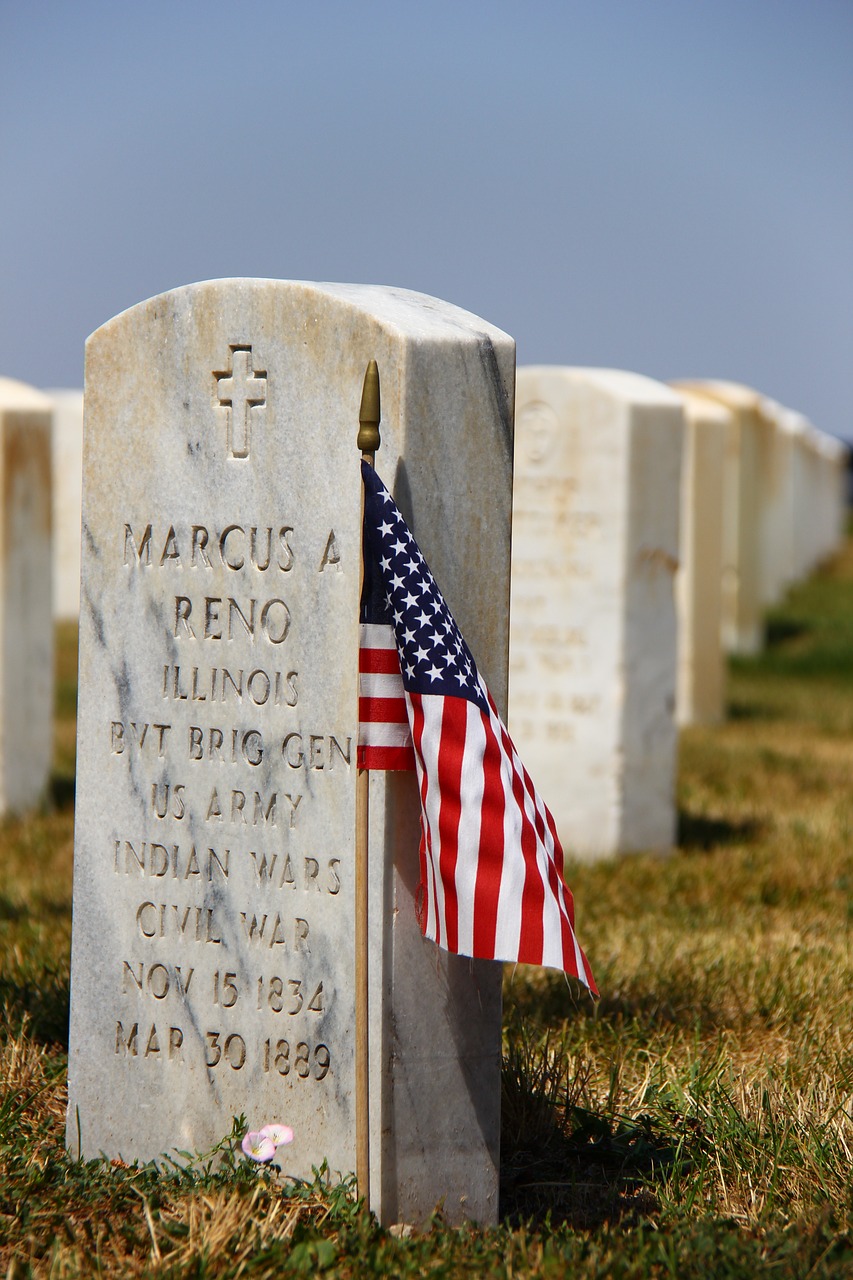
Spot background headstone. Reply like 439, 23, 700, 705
508, 366, 683, 860
0, 377, 53, 814
672, 388, 727, 726
66, 279, 513, 1227
45, 389, 83, 620
671, 380, 771, 655
756, 399, 788, 609
795, 417, 825, 577
759, 396, 798, 601
814, 430, 849, 563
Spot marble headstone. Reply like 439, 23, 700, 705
795, 419, 824, 576
672, 388, 727, 726
508, 367, 683, 860
759, 397, 798, 599
756, 398, 788, 608
766, 408, 847, 587
814, 431, 849, 564
45, 389, 84, 619
0, 378, 53, 814
671, 381, 773, 655
66, 279, 513, 1227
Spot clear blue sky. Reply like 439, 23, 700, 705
2, 0, 851, 437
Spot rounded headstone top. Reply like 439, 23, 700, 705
671, 385, 734, 426
670, 379, 764, 413
45, 388, 84, 405
774, 405, 808, 435
88, 278, 514, 352
0, 377, 53, 410
814, 431, 849, 462
518, 365, 684, 408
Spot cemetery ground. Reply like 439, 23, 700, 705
1, 555, 851, 1279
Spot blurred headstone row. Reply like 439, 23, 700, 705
0, 361, 846, 862
509, 370, 848, 861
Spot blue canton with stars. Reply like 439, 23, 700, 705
361, 461, 489, 713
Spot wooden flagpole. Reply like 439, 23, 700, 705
355, 359, 380, 1209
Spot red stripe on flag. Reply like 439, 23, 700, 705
580, 949, 599, 996
501, 723, 546, 966
471, 710, 506, 960
358, 744, 415, 771
359, 695, 410, 725
359, 647, 401, 675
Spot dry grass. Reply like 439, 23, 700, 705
2, 565, 853, 1275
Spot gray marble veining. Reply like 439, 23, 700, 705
66, 279, 513, 1226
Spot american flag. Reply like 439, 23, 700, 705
358, 461, 597, 990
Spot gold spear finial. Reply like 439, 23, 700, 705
357, 359, 381, 460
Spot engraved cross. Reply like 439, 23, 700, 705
214, 346, 267, 459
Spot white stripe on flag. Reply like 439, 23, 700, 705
359, 671, 406, 698
539, 856, 564, 969
492, 709, 528, 963
572, 933, 586, 982
358, 722, 413, 748
360, 622, 397, 648
453, 701, 487, 957
417, 696, 446, 948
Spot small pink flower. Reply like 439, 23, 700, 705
260, 1124, 294, 1148
241, 1131, 276, 1163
